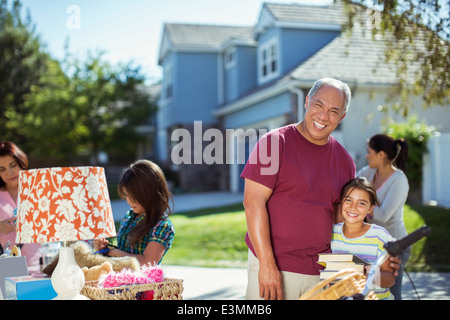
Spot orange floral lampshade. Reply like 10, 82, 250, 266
16, 167, 116, 244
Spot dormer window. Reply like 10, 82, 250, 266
163, 64, 173, 100
258, 38, 279, 83
225, 47, 236, 69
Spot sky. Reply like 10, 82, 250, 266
19, 0, 333, 84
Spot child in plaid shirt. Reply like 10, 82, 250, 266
94, 160, 174, 265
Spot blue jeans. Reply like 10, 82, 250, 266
391, 251, 410, 300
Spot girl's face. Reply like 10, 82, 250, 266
341, 187, 374, 225
0, 155, 21, 189
123, 189, 145, 214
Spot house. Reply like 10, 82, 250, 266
156, 1, 450, 193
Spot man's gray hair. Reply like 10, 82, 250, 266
307, 78, 351, 113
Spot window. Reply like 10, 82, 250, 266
224, 47, 236, 69
163, 64, 173, 100
258, 38, 279, 83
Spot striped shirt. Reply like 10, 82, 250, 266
117, 210, 174, 263
331, 222, 394, 300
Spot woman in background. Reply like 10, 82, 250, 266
0, 141, 42, 274
357, 134, 409, 300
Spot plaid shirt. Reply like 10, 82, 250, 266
117, 210, 174, 260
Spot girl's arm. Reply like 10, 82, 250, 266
107, 241, 166, 266
377, 257, 396, 288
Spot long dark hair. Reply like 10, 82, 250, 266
118, 159, 173, 247
368, 134, 409, 171
0, 141, 29, 188
340, 177, 380, 208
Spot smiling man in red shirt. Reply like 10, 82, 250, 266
242, 78, 355, 300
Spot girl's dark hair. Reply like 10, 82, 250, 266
118, 159, 173, 247
368, 134, 409, 171
0, 141, 29, 188
340, 177, 380, 208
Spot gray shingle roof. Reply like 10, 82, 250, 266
164, 23, 254, 48
264, 1, 345, 25
289, 24, 399, 86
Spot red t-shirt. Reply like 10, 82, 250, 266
241, 124, 355, 275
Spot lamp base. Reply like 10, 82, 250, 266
51, 245, 89, 300
53, 293, 89, 300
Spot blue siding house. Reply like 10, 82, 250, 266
156, 1, 450, 192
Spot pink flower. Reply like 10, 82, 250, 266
141, 265, 164, 283
98, 266, 165, 288
99, 271, 121, 288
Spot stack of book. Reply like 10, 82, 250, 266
317, 253, 369, 280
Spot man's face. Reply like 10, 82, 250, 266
302, 85, 347, 145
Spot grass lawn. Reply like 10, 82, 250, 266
161, 202, 450, 272
404, 203, 450, 271
162, 203, 248, 268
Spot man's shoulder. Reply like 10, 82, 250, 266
330, 135, 354, 162
264, 124, 294, 137
258, 124, 295, 146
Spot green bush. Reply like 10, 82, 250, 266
384, 115, 435, 190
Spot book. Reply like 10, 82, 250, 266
317, 253, 369, 281
324, 261, 365, 272
317, 253, 369, 267
319, 269, 351, 280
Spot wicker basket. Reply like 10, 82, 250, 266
81, 278, 183, 300
299, 268, 377, 300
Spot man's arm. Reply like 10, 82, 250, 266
243, 178, 282, 300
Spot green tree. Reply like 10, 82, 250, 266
8, 50, 156, 165
63, 51, 156, 165
0, 0, 49, 143
341, 0, 449, 116
5, 56, 89, 163
2, 1, 156, 165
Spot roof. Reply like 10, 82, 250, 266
289, 24, 398, 86
163, 23, 254, 48
159, 23, 254, 63
263, 1, 345, 25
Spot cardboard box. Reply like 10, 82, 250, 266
5, 275, 57, 300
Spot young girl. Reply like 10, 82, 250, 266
331, 177, 395, 300
94, 160, 174, 266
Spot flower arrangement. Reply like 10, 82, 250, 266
97, 264, 165, 300
98, 264, 164, 287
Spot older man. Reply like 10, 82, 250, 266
242, 78, 355, 300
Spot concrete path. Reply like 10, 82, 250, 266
162, 265, 450, 300
111, 191, 244, 222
